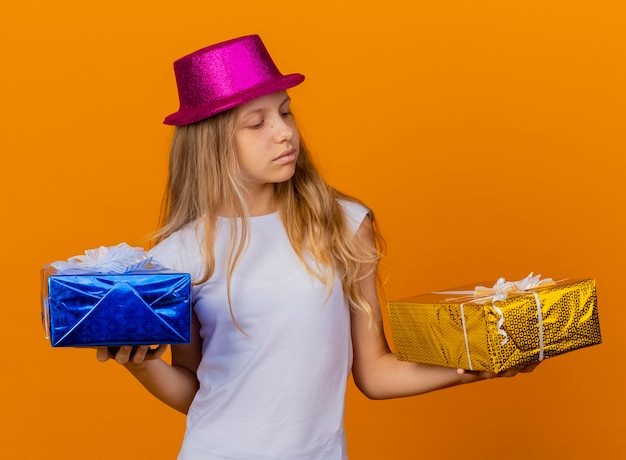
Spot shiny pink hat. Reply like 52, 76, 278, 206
164, 35, 305, 126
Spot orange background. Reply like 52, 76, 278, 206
2, 1, 624, 458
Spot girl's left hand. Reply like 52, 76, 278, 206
457, 361, 541, 380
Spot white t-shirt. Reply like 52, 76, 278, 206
150, 200, 369, 459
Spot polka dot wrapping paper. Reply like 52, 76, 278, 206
388, 278, 601, 373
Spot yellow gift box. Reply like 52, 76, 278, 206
388, 275, 601, 372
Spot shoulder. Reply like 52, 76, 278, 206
338, 198, 371, 235
149, 221, 206, 280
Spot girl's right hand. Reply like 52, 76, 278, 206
95, 345, 168, 365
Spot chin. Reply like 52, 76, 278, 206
274, 169, 297, 184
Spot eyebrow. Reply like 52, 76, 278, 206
241, 96, 291, 116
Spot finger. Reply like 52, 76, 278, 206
150, 344, 169, 359
501, 361, 541, 376
131, 345, 150, 363
479, 371, 498, 379
96, 346, 111, 362
115, 345, 133, 364
521, 361, 541, 372
457, 369, 498, 380
499, 369, 519, 377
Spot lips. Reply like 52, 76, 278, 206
273, 148, 297, 163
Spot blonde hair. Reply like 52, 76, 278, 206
154, 106, 383, 326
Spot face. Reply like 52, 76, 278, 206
234, 91, 300, 194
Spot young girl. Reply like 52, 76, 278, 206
96, 35, 536, 459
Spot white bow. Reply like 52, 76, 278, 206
474, 273, 555, 302
50, 243, 158, 274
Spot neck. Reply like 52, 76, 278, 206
246, 184, 277, 216
218, 184, 277, 217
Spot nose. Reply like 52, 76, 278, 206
271, 115, 294, 142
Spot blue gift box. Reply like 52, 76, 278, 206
41, 268, 192, 347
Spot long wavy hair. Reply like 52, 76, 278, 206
153, 105, 384, 327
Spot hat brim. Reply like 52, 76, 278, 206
163, 73, 305, 126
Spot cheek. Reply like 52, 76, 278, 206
290, 123, 301, 145
234, 135, 255, 161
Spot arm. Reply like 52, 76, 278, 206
350, 216, 536, 400
96, 311, 203, 414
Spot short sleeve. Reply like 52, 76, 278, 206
149, 222, 207, 282
338, 199, 370, 235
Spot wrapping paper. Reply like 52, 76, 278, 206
41, 244, 192, 347
388, 277, 601, 372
